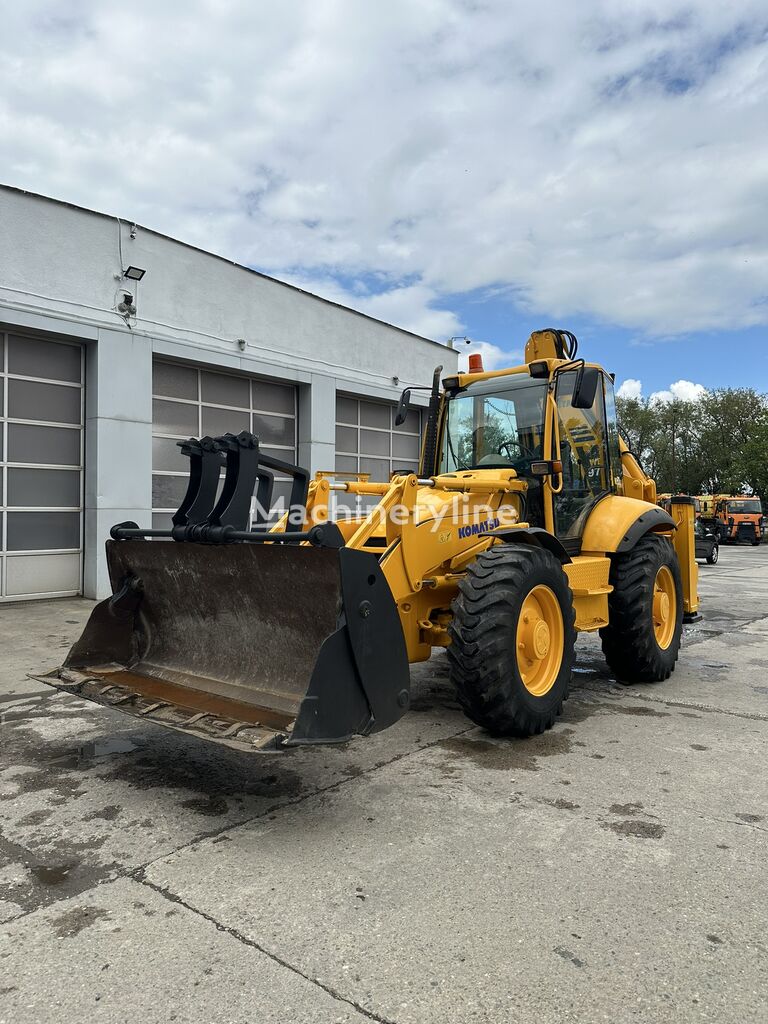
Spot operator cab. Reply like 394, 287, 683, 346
440, 374, 549, 526
439, 365, 624, 552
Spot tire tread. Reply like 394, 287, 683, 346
600, 534, 683, 683
447, 545, 576, 736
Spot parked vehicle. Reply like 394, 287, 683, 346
694, 518, 719, 564
699, 495, 762, 545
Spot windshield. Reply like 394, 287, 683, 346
440, 376, 547, 473
727, 499, 762, 514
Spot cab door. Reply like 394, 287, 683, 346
552, 369, 614, 549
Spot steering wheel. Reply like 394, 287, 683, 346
498, 440, 535, 462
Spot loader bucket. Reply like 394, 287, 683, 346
40, 539, 410, 752
38, 432, 410, 753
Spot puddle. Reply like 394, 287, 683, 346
50, 905, 110, 938
615, 704, 670, 718
180, 794, 230, 816
438, 729, 575, 773
602, 819, 665, 840
78, 738, 139, 761
609, 801, 646, 816
30, 863, 77, 885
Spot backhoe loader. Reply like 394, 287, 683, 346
40, 329, 699, 752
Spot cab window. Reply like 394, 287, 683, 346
602, 375, 623, 493
554, 369, 610, 540
440, 378, 547, 474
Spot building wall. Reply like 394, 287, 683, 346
0, 186, 457, 598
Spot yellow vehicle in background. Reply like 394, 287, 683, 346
659, 494, 701, 515
700, 494, 763, 546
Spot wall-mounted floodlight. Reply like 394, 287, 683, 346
124, 266, 146, 281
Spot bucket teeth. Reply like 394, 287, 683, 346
34, 670, 291, 753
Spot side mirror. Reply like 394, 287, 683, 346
394, 388, 412, 426
572, 366, 600, 409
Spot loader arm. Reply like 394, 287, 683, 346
618, 435, 657, 504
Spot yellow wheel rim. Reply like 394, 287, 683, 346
515, 585, 564, 696
653, 565, 677, 650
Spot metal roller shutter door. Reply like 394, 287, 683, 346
0, 330, 84, 601
151, 360, 298, 527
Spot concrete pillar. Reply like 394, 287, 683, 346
83, 328, 152, 598
297, 373, 336, 475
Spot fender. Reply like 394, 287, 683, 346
580, 495, 674, 555
490, 526, 572, 564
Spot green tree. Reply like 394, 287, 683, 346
697, 388, 765, 494
617, 388, 767, 499
615, 396, 659, 477
736, 401, 768, 502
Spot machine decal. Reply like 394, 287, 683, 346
458, 517, 500, 539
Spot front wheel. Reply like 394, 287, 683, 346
707, 543, 719, 565
600, 534, 683, 683
447, 545, 576, 736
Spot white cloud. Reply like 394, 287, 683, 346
1, 2, 767, 337
617, 378, 643, 400
619, 377, 707, 402
280, 275, 462, 340
649, 379, 708, 404
669, 379, 708, 402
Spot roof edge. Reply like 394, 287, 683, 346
0, 182, 454, 353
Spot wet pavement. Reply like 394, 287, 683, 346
1, 545, 767, 1022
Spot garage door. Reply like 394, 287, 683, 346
0, 330, 84, 601
151, 360, 298, 528
334, 394, 422, 514
335, 394, 422, 481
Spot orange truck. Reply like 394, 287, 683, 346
699, 494, 763, 545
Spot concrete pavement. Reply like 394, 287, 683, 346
1, 545, 767, 1022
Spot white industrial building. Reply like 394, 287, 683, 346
0, 185, 457, 601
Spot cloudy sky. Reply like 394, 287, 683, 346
2, 0, 767, 397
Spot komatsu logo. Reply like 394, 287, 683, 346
458, 517, 500, 540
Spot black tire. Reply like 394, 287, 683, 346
706, 543, 718, 565
447, 545, 576, 736
600, 534, 683, 683
752, 537, 761, 547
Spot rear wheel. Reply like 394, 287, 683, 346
600, 534, 683, 683
447, 545, 576, 736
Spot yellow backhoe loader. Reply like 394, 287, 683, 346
40, 329, 699, 752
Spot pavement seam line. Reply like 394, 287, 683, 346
134, 873, 400, 1024
614, 693, 768, 722
127, 723, 477, 876
0, 723, 473, 930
